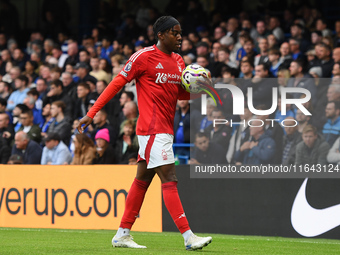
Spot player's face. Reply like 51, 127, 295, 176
164, 24, 182, 53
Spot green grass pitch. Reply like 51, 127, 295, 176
1, 228, 340, 254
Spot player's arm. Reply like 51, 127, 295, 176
77, 75, 126, 133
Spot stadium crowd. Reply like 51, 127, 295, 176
0, 1, 340, 165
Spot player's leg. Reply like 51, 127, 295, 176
155, 163, 212, 250
112, 160, 155, 248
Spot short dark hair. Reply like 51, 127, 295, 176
51, 79, 63, 88
27, 88, 39, 97
77, 82, 90, 90
122, 91, 134, 101
195, 131, 209, 140
52, 100, 66, 112
328, 101, 340, 111
16, 75, 29, 86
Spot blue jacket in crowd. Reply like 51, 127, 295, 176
235, 130, 276, 164
322, 116, 340, 146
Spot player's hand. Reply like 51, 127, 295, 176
2, 131, 11, 138
77, 115, 93, 134
197, 73, 213, 88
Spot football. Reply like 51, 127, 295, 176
180, 64, 209, 93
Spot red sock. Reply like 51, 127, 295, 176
120, 178, 150, 229
162, 182, 190, 234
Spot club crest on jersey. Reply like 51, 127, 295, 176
177, 61, 182, 72
124, 61, 132, 72
162, 149, 168, 160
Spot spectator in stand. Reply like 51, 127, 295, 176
238, 58, 254, 92
282, 117, 302, 165
334, 20, 340, 47
327, 84, 340, 102
254, 37, 269, 66
111, 54, 125, 78
63, 41, 79, 69
268, 48, 281, 77
41, 103, 53, 132
0, 136, 10, 163
11, 131, 42, 164
41, 132, 72, 165
23, 60, 38, 82
122, 43, 135, 63
204, 108, 232, 154
196, 55, 212, 72
51, 44, 68, 69
0, 49, 11, 76
35, 78, 48, 106
316, 18, 333, 37
100, 36, 113, 63
12, 48, 26, 71
6, 75, 30, 111
7, 154, 23, 164
23, 89, 44, 126
295, 124, 330, 165
226, 104, 252, 164
311, 31, 323, 47
290, 23, 310, 53
327, 136, 340, 164
90, 56, 111, 84
235, 118, 276, 164
289, 38, 303, 60
79, 49, 90, 67
74, 62, 97, 85
44, 79, 74, 119
50, 66, 62, 81
99, 58, 112, 78
12, 104, 29, 132
115, 120, 139, 164
61, 72, 77, 101
119, 101, 138, 134
255, 104, 284, 164
0, 98, 12, 123
315, 43, 334, 78
0, 112, 14, 146
225, 17, 239, 43
333, 48, 340, 63
287, 59, 317, 106
42, 39, 54, 62
74, 82, 91, 119
17, 109, 41, 144
70, 133, 96, 165
90, 109, 116, 146
47, 100, 71, 146
275, 95, 296, 124
322, 101, 340, 146
199, 98, 216, 131
296, 109, 311, 134
249, 63, 276, 108
93, 128, 116, 164
189, 131, 226, 164
39, 64, 53, 84
269, 16, 285, 42
0, 81, 11, 100
254, 20, 270, 42
279, 42, 292, 70
181, 39, 196, 62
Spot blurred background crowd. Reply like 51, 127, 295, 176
1, 0, 340, 165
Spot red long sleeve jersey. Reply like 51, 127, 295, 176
87, 45, 190, 136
